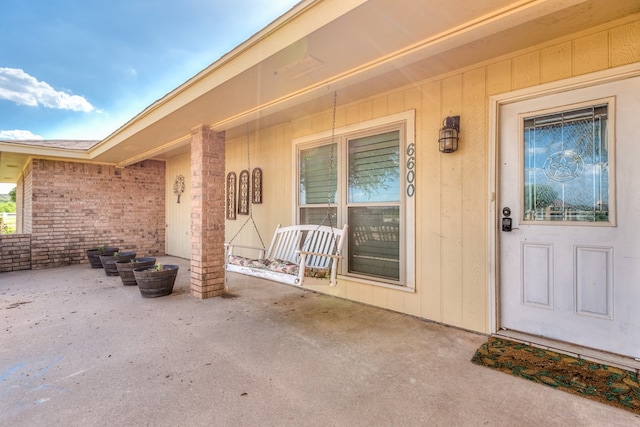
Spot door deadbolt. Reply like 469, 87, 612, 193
502, 207, 512, 232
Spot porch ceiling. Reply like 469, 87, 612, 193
1, 0, 638, 179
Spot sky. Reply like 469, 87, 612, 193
0, 0, 300, 192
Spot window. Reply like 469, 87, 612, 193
295, 111, 415, 289
522, 103, 612, 224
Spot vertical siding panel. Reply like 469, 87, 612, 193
371, 286, 388, 309
387, 289, 403, 313
345, 104, 359, 125
573, 32, 609, 75
300, 116, 314, 137
334, 103, 347, 130
346, 281, 362, 303
311, 115, 323, 135
370, 286, 387, 308
253, 130, 268, 234
420, 81, 442, 321
541, 42, 572, 83
403, 85, 423, 317
321, 110, 333, 134
512, 52, 540, 89
327, 284, 348, 299
610, 20, 640, 67
403, 87, 421, 112
461, 68, 487, 332
486, 60, 512, 96
388, 91, 405, 114
357, 282, 374, 305
263, 125, 291, 230
404, 291, 421, 318
372, 96, 388, 117
358, 100, 374, 121
371, 286, 389, 308
290, 117, 304, 139
440, 75, 463, 327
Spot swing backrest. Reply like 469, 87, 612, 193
266, 224, 347, 267
267, 225, 304, 263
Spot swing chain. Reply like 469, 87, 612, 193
314, 91, 339, 259
321, 91, 337, 229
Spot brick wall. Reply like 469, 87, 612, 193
28, 159, 166, 269
0, 234, 31, 272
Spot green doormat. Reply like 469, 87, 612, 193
472, 337, 640, 415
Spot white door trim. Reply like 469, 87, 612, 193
488, 62, 640, 335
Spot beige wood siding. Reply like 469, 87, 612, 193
225, 15, 640, 333
166, 154, 191, 259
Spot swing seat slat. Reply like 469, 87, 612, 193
225, 224, 348, 286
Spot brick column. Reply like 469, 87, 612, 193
190, 125, 226, 299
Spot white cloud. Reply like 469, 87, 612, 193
0, 129, 44, 140
0, 67, 94, 112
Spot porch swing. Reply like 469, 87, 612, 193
224, 92, 348, 287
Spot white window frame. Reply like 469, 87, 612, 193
292, 110, 415, 291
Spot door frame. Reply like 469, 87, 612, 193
488, 62, 640, 337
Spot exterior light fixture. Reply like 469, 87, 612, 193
438, 116, 460, 153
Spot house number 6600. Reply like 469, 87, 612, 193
406, 143, 415, 197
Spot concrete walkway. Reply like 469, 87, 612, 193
1, 257, 637, 426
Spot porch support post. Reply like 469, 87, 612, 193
190, 124, 226, 299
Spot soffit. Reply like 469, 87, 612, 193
0, 151, 26, 182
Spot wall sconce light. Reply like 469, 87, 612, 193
438, 116, 460, 153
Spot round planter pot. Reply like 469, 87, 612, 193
99, 252, 136, 276
133, 265, 179, 298
115, 257, 156, 286
86, 247, 119, 268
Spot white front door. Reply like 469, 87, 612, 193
499, 76, 640, 359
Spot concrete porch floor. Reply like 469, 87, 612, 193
1, 257, 637, 426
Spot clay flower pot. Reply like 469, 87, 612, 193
99, 251, 136, 276
86, 246, 119, 268
133, 264, 179, 298
115, 257, 156, 286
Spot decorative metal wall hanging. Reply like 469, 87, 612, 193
173, 174, 185, 204
226, 172, 237, 220
238, 169, 250, 215
252, 167, 263, 204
